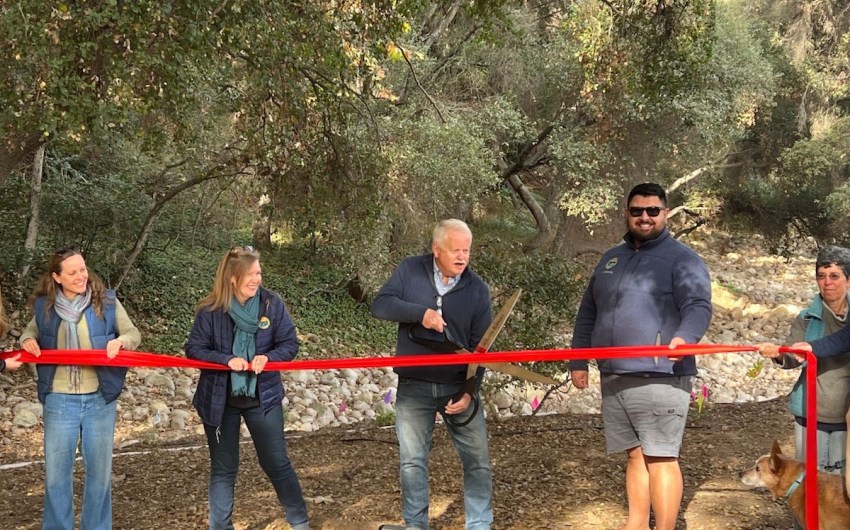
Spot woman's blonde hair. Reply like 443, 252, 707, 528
0, 287, 10, 337
196, 246, 261, 313
29, 247, 107, 318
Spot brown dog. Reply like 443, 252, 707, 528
740, 440, 850, 529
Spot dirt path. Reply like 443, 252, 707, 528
0, 398, 796, 529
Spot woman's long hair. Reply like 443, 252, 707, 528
29, 247, 107, 318
0, 287, 9, 337
196, 246, 261, 313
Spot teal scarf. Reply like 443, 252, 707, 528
228, 294, 260, 398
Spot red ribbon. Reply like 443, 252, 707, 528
2, 343, 761, 371
779, 346, 819, 530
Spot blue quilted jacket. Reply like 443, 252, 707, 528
184, 287, 299, 427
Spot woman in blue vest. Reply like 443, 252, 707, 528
20, 247, 141, 530
184, 246, 310, 530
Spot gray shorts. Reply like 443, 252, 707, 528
601, 373, 693, 457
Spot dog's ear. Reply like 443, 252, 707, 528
769, 440, 783, 472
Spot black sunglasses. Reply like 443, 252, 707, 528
628, 206, 664, 218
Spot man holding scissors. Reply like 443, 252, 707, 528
372, 218, 494, 530
569, 183, 712, 530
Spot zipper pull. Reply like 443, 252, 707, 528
654, 332, 661, 365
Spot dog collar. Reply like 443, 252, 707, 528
785, 470, 806, 498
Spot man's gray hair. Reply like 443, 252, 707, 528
433, 219, 472, 247
816, 245, 850, 277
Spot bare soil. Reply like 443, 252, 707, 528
0, 397, 798, 530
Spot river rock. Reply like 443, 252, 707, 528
12, 410, 38, 428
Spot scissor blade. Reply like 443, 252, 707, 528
475, 289, 522, 353
466, 289, 522, 379
482, 362, 560, 385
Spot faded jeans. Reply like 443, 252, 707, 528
203, 403, 310, 530
42, 391, 117, 530
794, 422, 847, 472
395, 377, 493, 530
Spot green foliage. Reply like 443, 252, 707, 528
624, 0, 716, 105
0, 150, 146, 290
0, 1, 229, 153
261, 246, 397, 358
673, 1, 779, 151
271, 109, 502, 294
476, 251, 582, 350
728, 117, 850, 247
562, 0, 716, 121
120, 245, 220, 354
549, 130, 617, 226
747, 359, 765, 379
381, 114, 500, 222
374, 410, 396, 427
473, 215, 584, 351
710, 1, 850, 249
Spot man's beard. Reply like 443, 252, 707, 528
628, 224, 663, 243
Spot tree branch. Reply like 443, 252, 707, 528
667, 166, 708, 195
531, 378, 572, 417
113, 154, 248, 289
392, 39, 446, 124
668, 148, 762, 195
425, 23, 484, 85
500, 124, 556, 180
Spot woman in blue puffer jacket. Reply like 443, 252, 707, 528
184, 245, 310, 530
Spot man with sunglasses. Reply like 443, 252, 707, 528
372, 218, 494, 530
569, 182, 712, 530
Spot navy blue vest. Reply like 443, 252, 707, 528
34, 290, 128, 404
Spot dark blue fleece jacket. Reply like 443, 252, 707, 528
569, 229, 712, 375
371, 253, 492, 383
184, 287, 298, 427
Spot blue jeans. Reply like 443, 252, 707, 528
203, 404, 310, 530
395, 377, 493, 530
42, 391, 117, 530
794, 422, 846, 471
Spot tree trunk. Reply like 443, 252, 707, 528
20, 145, 46, 279
422, 0, 462, 52
505, 172, 555, 249
252, 193, 273, 250
498, 124, 556, 249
